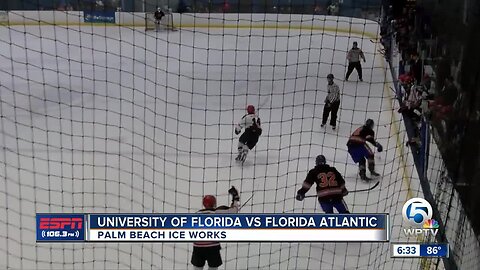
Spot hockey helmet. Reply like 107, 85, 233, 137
202, 195, 217, 209
157, 7, 161, 11
365, 119, 374, 129
353, 41, 358, 47
316, 155, 326, 166
327, 73, 334, 80
247, 105, 255, 114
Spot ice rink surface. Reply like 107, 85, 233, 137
0, 24, 426, 269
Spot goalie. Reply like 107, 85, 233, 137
154, 7, 165, 32
191, 186, 240, 270
234, 105, 262, 162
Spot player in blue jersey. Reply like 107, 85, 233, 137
347, 119, 383, 181
296, 155, 350, 214
191, 186, 240, 270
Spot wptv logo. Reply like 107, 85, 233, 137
402, 198, 439, 237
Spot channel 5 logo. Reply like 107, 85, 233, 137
402, 198, 439, 237
402, 198, 432, 226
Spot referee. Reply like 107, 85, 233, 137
321, 74, 341, 130
345, 41, 366, 82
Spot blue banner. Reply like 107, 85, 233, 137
420, 243, 449, 258
84, 11, 115, 23
36, 214, 86, 242
89, 214, 387, 229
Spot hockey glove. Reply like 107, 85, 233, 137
235, 127, 241, 135
256, 128, 262, 136
295, 192, 305, 202
228, 186, 240, 202
376, 142, 383, 152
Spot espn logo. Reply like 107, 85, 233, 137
39, 217, 83, 229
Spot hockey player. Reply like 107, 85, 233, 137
191, 186, 240, 270
321, 73, 341, 130
154, 7, 165, 32
234, 105, 262, 162
345, 41, 366, 82
296, 155, 350, 214
347, 119, 383, 181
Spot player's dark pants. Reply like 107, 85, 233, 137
191, 245, 222, 268
346, 61, 363, 80
318, 197, 349, 213
322, 100, 340, 126
239, 129, 260, 150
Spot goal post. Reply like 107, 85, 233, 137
145, 10, 176, 31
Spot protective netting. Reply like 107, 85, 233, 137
426, 134, 480, 269
0, 9, 441, 270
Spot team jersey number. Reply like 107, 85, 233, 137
252, 118, 261, 127
251, 118, 262, 136
317, 172, 337, 188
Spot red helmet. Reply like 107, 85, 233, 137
202, 195, 217, 209
247, 105, 255, 114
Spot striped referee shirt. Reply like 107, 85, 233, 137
325, 82, 341, 103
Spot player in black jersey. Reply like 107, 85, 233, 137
347, 119, 383, 180
296, 155, 350, 214
191, 186, 240, 270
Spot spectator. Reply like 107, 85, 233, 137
439, 76, 458, 106
177, 0, 191, 13
222, 1, 230, 13
314, 5, 323, 15
405, 85, 423, 121
327, 1, 339, 16
398, 74, 414, 101
429, 76, 458, 130
409, 53, 423, 84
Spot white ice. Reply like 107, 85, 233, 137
0, 24, 430, 269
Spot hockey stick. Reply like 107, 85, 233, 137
239, 193, 254, 210
304, 181, 380, 198
349, 181, 380, 193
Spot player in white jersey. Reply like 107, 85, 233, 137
234, 105, 262, 162
191, 186, 240, 270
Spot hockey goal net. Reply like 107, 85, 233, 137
145, 11, 176, 31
